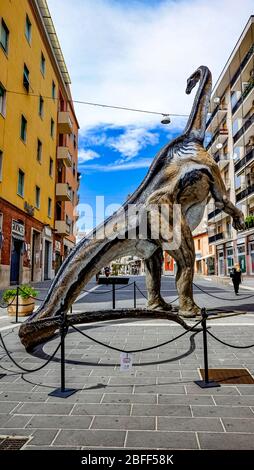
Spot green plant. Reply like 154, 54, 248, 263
244, 215, 254, 229
3, 285, 38, 302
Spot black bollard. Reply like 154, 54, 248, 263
112, 283, 116, 309
48, 306, 77, 398
15, 286, 19, 323
194, 307, 220, 389
133, 281, 136, 309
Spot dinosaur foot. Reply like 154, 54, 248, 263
147, 300, 173, 312
178, 304, 201, 318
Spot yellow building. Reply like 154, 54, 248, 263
0, 0, 79, 287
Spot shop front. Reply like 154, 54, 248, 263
10, 219, 25, 285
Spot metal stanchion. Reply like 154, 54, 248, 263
112, 283, 116, 309
48, 305, 77, 398
134, 281, 136, 308
194, 307, 220, 389
15, 286, 19, 323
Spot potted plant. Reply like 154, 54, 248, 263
3, 285, 38, 316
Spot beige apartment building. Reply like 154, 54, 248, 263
206, 15, 254, 277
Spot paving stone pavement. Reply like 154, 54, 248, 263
0, 317, 254, 450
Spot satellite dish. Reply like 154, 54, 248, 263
213, 97, 220, 104
216, 143, 223, 150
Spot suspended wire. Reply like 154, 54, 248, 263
5, 89, 189, 118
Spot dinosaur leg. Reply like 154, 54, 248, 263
170, 222, 200, 318
145, 248, 172, 311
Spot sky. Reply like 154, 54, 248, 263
47, 0, 253, 232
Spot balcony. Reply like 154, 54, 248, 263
206, 104, 227, 133
57, 146, 72, 167
58, 111, 73, 134
232, 80, 254, 119
208, 208, 222, 221
235, 184, 254, 203
55, 220, 70, 235
231, 43, 254, 91
55, 183, 72, 201
233, 115, 254, 147
208, 232, 224, 244
234, 148, 254, 173
206, 128, 228, 152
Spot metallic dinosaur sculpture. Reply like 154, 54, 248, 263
19, 66, 244, 349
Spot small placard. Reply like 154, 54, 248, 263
120, 352, 133, 372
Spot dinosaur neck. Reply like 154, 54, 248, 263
184, 67, 212, 143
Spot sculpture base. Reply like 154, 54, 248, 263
48, 387, 78, 398
194, 379, 220, 388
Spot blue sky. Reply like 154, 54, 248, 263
47, 0, 254, 232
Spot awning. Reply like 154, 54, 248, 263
199, 254, 215, 260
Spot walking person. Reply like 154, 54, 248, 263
230, 263, 242, 295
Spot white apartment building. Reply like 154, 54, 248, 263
206, 15, 254, 277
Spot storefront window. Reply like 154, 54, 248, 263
238, 244, 246, 273
249, 242, 254, 274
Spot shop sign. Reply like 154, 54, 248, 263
44, 226, 52, 238
55, 241, 61, 252
12, 220, 25, 238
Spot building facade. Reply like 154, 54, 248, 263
0, 0, 79, 287
206, 16, 254, 277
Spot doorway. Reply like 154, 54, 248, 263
44, 240, 51, 280
31, 231, 41, 282
10, 238, 23, 285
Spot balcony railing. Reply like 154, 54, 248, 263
206, 104, 227, 129
206, 128, 228, 151
55, 183, 72, 201
58, 111, 73, 134
55, 220, 69, 235
235, 184, 254, 203
57, 146, 72, 167
208, 233, 223, 244
234, 148, 254, 173
233, 115, 254, 145
208, 208, 221, 220
232, 79, 254, 115
230, 43, 254, 88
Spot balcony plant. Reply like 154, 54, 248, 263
3, 285, 38, 316
244, 215, 254, 230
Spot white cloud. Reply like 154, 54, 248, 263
47, 0, 253, 132
78, 149, 101, 162
108, 127, 159, 159
79, 157, 153, 172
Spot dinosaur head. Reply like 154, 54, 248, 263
185, 69, 201, 95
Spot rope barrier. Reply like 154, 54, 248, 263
193, 281, 254, 301
206, 329, 254, 349
135, 284, 179, 304
70, 319, 202, 354
0, 332, 62, 373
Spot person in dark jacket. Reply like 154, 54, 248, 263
231, 263, 242, 295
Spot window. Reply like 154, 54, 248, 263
52, 81, 56, 100
20, 115, 27, 142
50, 118, 55, 138
0, 150, 3, 181
73, 134, 77, 149
18, 169, 25, 197
35, 186, 40, 209
48, 198, 52, 218
40, 52, 45, 76
0, 83, 6, 116
73, 162, 76, 176
37, 139, 42, 162
39, 95, 44, 118
23, 64, 30, 91
0, 19, 9, 53
49, 157, 53, 177
25, 14, 32, 43
197, 239, 201, 250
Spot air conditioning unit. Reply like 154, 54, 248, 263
242, 82, 249, 92
247, 136, 254, 146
